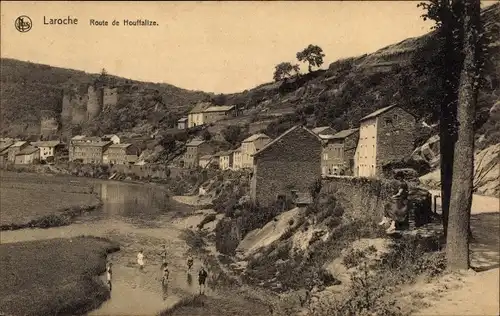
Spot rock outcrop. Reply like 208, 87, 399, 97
420, 144, 500, 197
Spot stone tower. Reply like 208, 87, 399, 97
86, 85, 102, 120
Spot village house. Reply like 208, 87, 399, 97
101, 134, 121, 144
177, 117, 188, 129
0, 141, 14, 165
250, 125, 322, 207
199, 155, 213, 168
103, 143, 140, 165
202, 106, 236, 125
182, 139, 213, 168
311, 126, 335, 136
354, 105, 416, 177
32, 141, 66, 162
69, 141, 112, 164
241, 133, 272, 169
7, 141, 29, 162
14, 146, 40, 165
187, 102, 211, 128
320, 128, 359, 176
218, 150, 234, 170
232, 147, 242, 170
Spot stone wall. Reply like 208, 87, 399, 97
103, 87, 119, 109
109, 164, 171, 179
251, 126, 322, 206
376, 107, 416, 175
86, 85, 102, 120
321, 175, 432, 225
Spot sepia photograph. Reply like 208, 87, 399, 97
0, 1, 499, 315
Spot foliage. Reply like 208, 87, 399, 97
201, 129, 212, 141
273, 62, 300, 82
221, 125, 249, 146
296, 44, 326, 72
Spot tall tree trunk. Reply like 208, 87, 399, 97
446, 0, 481, 271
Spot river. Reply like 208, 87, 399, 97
0, 176, 205, 316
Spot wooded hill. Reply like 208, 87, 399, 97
1, 3, 498, 147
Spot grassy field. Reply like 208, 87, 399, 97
0, 171, 101, 229
0, 237, 120, 316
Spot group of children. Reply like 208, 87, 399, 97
105, 245, 208, 295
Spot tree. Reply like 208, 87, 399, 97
446, 0, 482, 271
417, 0, 464, 237
201, 129, 212, 141
211, 94, 227, 106
222, 125, 245, 145
296, 44, 325, 72
273, 62, 300, 82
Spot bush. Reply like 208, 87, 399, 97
197, 213, 217, 230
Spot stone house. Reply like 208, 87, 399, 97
69, 141, 112, 164
241, 133, 271, 169
14, 146, 40, 164
102, 134, 121, 144
250, 125, 322, 207
187, 102, 211, 128
218, 150, 234, 170
232, 147, 242, 170
177, 117, 188, 129
0, 142, 13, 165
354, 105, 416, 177
199, 155, 213, 168
202, 106, 236, 125
311, 126, 335, 136
319, 128, 359, 176
182, 139, 213, 168
32, 141, 66, 162
7, 141, 29, 162
103, 143, 140, 165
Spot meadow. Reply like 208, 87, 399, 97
0, 171, 101, 229
0, 237, 120, 316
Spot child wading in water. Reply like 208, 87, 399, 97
137, 250, 145, 271
187, 255, 194, 272
198, 266, 208, 295
106, 262, 113, 292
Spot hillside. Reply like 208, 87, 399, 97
218, 3, 500, 149
1, 4, 498, 143
0, 58, 210, 137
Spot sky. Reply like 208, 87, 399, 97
0, 1, 494, 94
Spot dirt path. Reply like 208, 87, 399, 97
414, 268, 499, 316
412, 192, 499, 316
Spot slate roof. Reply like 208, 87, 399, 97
12, 141, 27, 148
311, 126, 333, 135
359, 105, 398, 122
186, 139, 205, 147
203, 105, 235, 113
72, 141, 112, 147
15, 146, 39, 156
108, 143, 132, 148
253, 125, 320, 157
242, 133, 270, 143
177, 117, 188, 122
319, 128, 359, 140
189, 102, 212, 114
32, 141, 64, 148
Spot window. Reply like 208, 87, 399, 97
384, 118, 393, 126
323, 153, 328, 160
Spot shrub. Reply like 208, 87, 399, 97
197, 213, 217, 230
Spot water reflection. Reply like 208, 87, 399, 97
91, 181, 172, 223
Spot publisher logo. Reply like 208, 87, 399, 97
15, 15, 32, 32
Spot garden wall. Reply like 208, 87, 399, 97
320, 176, 432, 225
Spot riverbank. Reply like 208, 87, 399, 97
0, 170, 102, 230
0, 236, 120, 316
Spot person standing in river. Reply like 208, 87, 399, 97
198, 266, 208, 295
137, 250, 145, 271
159, 244, 168, 268
106, 262, 113, 292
